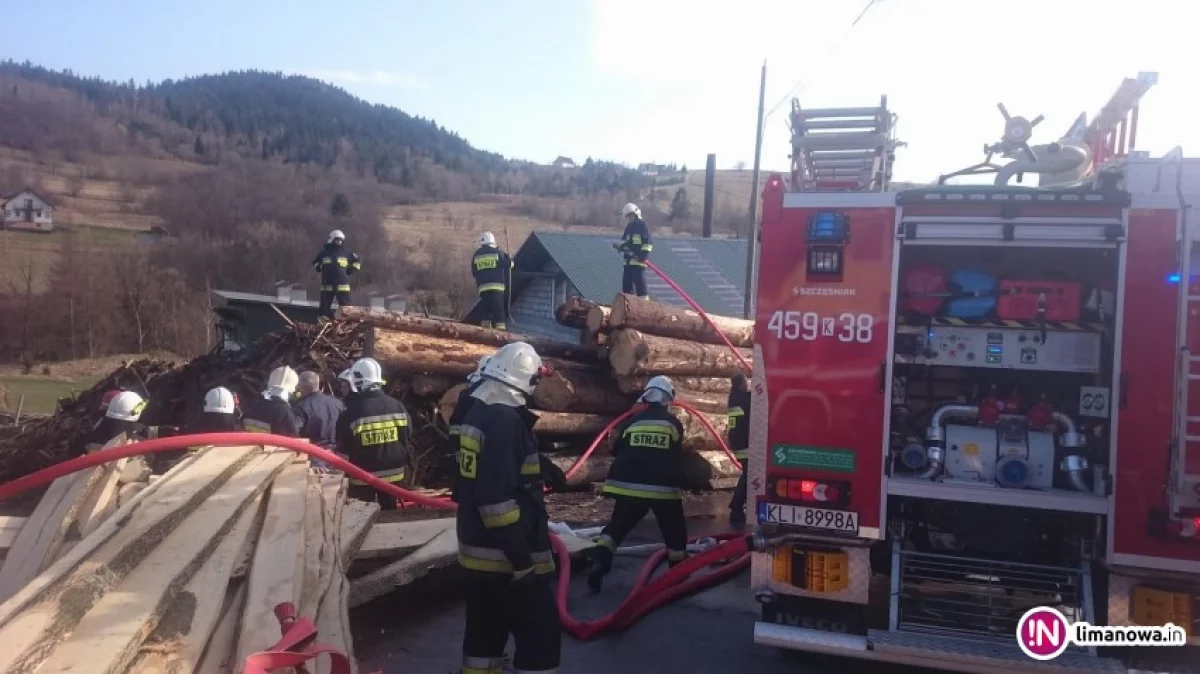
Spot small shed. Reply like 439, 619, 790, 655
1, 189, 54, 232
211, 286, 321, 348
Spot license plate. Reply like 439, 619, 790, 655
759, 502, 859, 534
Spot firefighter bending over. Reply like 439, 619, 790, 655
243, 366, 301, 437
587, 376, 687, 592
615, 203, 652, 298
471, 232, 512, 330
71, 391, 179, 456
313, 229, 362, 319
727, 373, 751, 527
453, 343, 560, 674
337, 357, 411, 509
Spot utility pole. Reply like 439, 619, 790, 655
702, 154, 716, 238
743, 60, 767, 320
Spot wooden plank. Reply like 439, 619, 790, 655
42, 463, 117, 567
195, 583, 247, 674
0, 471, 89, 602
0, 450, 208, 629
39, 454, 286, 674
0, 518, 26, 550
76, 458, 128, 538
306, 477, 346, 621
0, 448, 257, 672
338, 500, 380, 565
234, 463, 307, 669
125, 496, 262, 674
349, 528, 458, 608
314, 478, 354, 674
356, 519, 455, 560
296, 476, 325, 619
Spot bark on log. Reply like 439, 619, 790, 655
532, 370, 634, 415
438, 386, 615, 436
585, 306, 612, 334
674, 389, 727, 414
682, 451, 742, 488
542, 453, 612, 489
616, 376, 731, 395
608, 329, 752, 378
556, 297, 597, 329
412, 375, 459, 398
369, 327, 599, 377
609, 293, 755, 347
677, 409, 731, 453
343, 306, 589, 360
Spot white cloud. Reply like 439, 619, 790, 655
302, 68, 423, 89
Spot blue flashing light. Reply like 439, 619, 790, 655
1169, 274, 1181, 283
807, 211, 848, 243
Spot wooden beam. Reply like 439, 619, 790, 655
0, 518, 26, 550
76, 459, 128, 539
338, 500, 380, 566
38, 453, 283, 674
349, 528, 458, 607
355, 519, 456, 560
194, 583, 247, 674
314, 478, 354, 674
234, 463, 308, 669
0, 470, 92, 600
296, 476, 326, 619
0, 448, 257, 672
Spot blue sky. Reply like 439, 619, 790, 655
3, 0, 1198, 183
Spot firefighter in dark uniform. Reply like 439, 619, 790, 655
615, 202, 652, 298
443, 356, 490, 479
337, 357, 411, 510
586, 376, 687, 592
243, 366, 302, 437
312, 228, 362, 319
157, 386, 244, 472
453, 342, 559, 674
727, 373, 751, 527
70, 391, 179, 456
471, 232, 512, 330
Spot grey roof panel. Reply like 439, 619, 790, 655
509, 312, 580, 344
212, 289, 319, 309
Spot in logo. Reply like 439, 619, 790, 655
1016, 607, 1070, 661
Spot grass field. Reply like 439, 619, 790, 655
0, 375, 101, 415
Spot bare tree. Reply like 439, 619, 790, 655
110, 250, 157, 353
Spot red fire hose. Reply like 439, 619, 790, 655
0, 432, 752, 669
644, 259, 753, 374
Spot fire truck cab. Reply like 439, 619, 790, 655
748, 73, 1200, 672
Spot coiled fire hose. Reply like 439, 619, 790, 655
0, 433, 753, 669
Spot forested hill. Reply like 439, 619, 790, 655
0, 62, 509, 188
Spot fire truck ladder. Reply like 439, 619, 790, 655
1174, 148, 1200, 520
788, 97, 898, 192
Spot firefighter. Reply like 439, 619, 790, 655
312, 229, 362, 319
727, 373, 751, 527
159, 386, 244, 471
443, 356, 490, 480
336, 357, 411, 509
587, 375, 687, 592
70, 391, 179, 456
615, 203, 652, 298
335, 368, 356, 401
454, 342, 559, 674
242, 366, 301, 437
470, 232, 512, 330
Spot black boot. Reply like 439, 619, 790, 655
586, 558, 605, 593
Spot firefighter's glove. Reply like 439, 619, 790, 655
511, 566, 537, 586
611, 242, 620, 250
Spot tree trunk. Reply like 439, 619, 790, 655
411, 375, 458, 398
585, 306, 611, 334
681, 451, 742, 489
438, 386, 614, 436
369, 327, 599, 377
676, 408, 731, 453
531, 370, 634, 415
343, 307, 589, 361
673, 388, 727, 414
616, 376, 731, 396
542, 452, 612, 489
608, 329, 753, 378
555, 297, 596, 329
609, 293, 755, 347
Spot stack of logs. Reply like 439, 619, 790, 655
343, 292, 755, 491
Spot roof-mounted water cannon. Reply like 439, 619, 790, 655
993, 103, 1044, 164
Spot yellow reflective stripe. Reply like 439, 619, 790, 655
349, 413, 409, 433
602, 480, 681, 500
728, 407, 745, 417
335, 284, 351, 292
596, 534, 616, 551
733, 450, 749, 460
640, 244, 653, 252
244, 419, 271, 433
458, 424, 484, 452
322, 257, 333, 264
622, 420, 679, 441
348, 468, 405, 486
480, 499, 521, 528
463, 655, 504, 674
626, 260, 646, 267
631, 234, 643, 245
336, 257, 349, 267
351, 262, 362, 270
478, 283, 505, 292
521, 454, 541, 475
667, 548, 688, 562
457, 546, 555, 574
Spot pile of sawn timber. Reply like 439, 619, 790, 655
343, 292, 754, 492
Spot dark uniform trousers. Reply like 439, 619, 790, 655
621, 264, 647, 298
318, 290, 352, 319
462, 572, 560, 674
593, 496, 687, 574
479, 290, 507, 331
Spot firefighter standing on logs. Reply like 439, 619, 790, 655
614, 202, 652, 298
727, 373, 751, 527
471, 232, 512, 330
453, 343, 559, 674
243, 366, 301, 437
312, 229, 362, 319
337, 357, 411, 509
586, 375, 688, 592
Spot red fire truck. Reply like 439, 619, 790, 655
747, 72, 1200, 672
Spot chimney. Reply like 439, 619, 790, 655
386, 294, 407, 313
275, 281, 291, 303
290, 284, 308, 303
368, 292, 385, 311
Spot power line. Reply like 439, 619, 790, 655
763, 0, 882, 120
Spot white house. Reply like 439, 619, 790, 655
1, 189, 54, 232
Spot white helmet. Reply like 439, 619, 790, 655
328, 229, 346, 244
468, 355, 490, 385
107, 391, 147, 422
481, 342, 544, 395
264, 365, 299, 399
350, 357, 386, 390
337, 368, 357, 393
203, 386, 237, 414
622, 203, 641, 219
478, 231, 497, 247
639, 375, 675, 405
